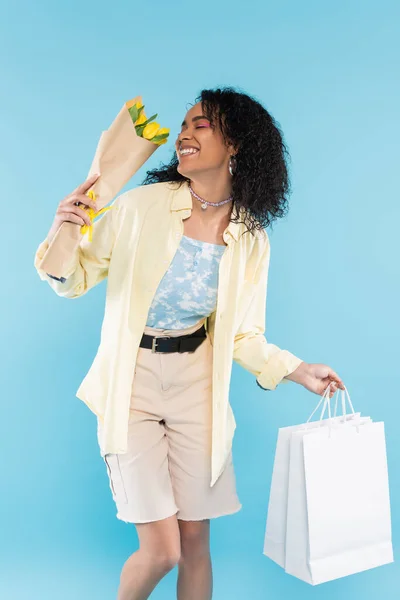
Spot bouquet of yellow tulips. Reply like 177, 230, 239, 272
127, 98, 169, 146
38, 95, 169, 278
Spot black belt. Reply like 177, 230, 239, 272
140, 324, 207, 354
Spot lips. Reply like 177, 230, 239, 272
179, 147, 199, 154
177, 144, 200, 155
180, 151, 199, 158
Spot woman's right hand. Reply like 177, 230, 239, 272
46, 173, 100, 244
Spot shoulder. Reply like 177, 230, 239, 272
252, 229, 270, 270
241, 212, 270, 256
114, 181, 169, 207
248, 230, 270, 284
254, 227, 269, 247
112, 180, 181, 216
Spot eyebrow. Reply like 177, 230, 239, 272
181, 115, 210, 127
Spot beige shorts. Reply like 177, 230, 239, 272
97, 318, 242, 524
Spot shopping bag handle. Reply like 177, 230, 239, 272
325, 385, 360, 436
305, 384, 357, 428
305, 382, 335, 425
333, 385, 356, 419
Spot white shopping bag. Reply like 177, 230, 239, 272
264, 386, 369, 567
285, 386, 393, 585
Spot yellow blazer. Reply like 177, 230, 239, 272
34, 180, 303, 486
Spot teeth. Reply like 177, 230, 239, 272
180, 148, 199, 155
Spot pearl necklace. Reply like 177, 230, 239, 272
188, 184, 233, 210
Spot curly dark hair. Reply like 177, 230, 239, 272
141, 86, 292, 237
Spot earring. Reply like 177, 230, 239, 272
229, 155, 237, 176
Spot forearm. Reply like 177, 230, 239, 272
34, 199, 118, 299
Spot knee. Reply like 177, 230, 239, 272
135, 515, 182, 572
139, 543, 181, 573
154, 547, 181, 573
179, 520, 210, 559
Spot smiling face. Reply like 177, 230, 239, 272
175, 102, 235, 180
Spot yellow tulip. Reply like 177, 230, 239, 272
135, 111, 148, 125
142, 122, 160, 140
157, 138, 167, 145
156, 127, 170, 136
126, 97, 142, 110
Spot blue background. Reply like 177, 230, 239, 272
1, 0, 399, 597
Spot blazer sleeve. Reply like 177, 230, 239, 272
34, 195, 122, 299
232, 235, 304, 390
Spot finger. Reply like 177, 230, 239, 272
329, 382, 338, 397
320, 381, 334, 397
71, 192, 98, 211
62, 205, 92, 226
328, 371, 345, 390
322, 380, 336, 398
75, 173, 100, 195
57, 211, 87, 227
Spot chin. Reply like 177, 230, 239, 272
177, 165, 193, 179
177, 163, 204, 180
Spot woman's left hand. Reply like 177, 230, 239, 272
284, 362, 345, 397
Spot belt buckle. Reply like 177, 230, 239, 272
151, 336, 170, 353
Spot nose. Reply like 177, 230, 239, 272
176, 126, 195, 147
177, 132, 191, 147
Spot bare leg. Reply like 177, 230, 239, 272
117, 514, 181, 600
176, 519, 212, 600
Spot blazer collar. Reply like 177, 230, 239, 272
169, 179, 246, 242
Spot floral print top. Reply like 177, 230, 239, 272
146, 235, 226, 329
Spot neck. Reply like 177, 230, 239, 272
188, 175, 233, 221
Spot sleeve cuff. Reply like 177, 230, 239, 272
34, 238, 77, 281
256, 379, 270, 391
46, 273, 67, 283
34, 239, 52, 281
256, 351, 304, 391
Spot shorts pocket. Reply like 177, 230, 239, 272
103, 453, 128, 504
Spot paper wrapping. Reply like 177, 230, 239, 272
38, 96, 159, 278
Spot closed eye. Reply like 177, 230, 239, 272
176, 124, 208, 139
177, 125, 206, 134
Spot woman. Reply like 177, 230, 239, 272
35, 86, 345, 600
